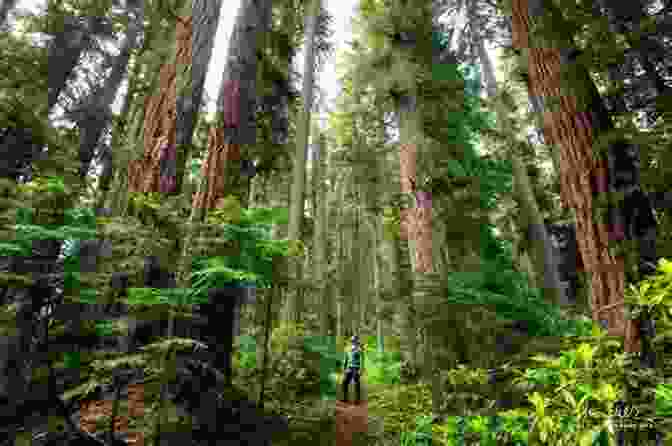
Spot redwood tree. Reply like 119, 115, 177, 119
509, 0, 658, 352
192, 0, 272, 213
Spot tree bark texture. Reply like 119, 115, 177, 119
128, 15, 192, 195
510, 0, 641, 351
175, 0, 223, 195
312, 133, 330, 337
285, 0, 321, 324
397, 90, 434, 275
192, 0, 272, 212
288, 0, 321, 241
47, 15, 95, 112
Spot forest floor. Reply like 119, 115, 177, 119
335, 401, 369, 446
73, 378, 376, 446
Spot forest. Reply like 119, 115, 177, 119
0, 0, 672, 445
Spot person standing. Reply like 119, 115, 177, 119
341, 335, 364, 404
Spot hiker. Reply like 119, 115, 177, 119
341, 335, 364, 404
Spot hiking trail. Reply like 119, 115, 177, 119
335, 400, 368, 446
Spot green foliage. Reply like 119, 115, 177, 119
206, 195, 243, 225
625, 258, 672, 326
425, 328, 634, 445
127, 191, 175, 228
400, 414, 433, 446
441, 223, 589, 339
236, 334, 258, 369
186, 206, 294, 302
656, 383, 672, 417
354, 336, 402, 386
0, 23, 49, 124
367, 349, 402, 386
382, 206, 401, 240
245, 321, 323, 402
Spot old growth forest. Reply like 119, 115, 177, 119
1, 0, 672, 444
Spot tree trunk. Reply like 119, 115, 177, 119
174, 0, 223, 195
395, 42, 433, 371
382, 218, 401, 357
397, 231, 417, 367
192, 0, 271, 213
106, 51, 148, 216
355, 184, 367, 336
336, 300, 342, 341
514, 155, 566, 305
286, 0, 321, 324
256, 285, 275, 409
77, 6, 142, 180
47, 14, 94, 112
510, 0, 650, 352
312, 131, 330, 337
127, 17, 183, 195
371, 215, 385, 353
96, 53, 138, 211
177, 0, 270, 283
477, 38, 565, 306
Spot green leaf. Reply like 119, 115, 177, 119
656, 383, 672, 416
528, 392, 547, 418
63, 352, 80, 369
561, 389, 577, 409
60, 379, 102, 402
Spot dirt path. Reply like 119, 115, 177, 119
335, 400, 368, 446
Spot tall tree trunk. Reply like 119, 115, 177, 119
127, 13, 187, 196
177, 0, 272, 384
509, 0, 655, 352
397, 228, 417, 367
336, 300, 342, 341
335, 178, 347, 339
312, 131, 330, 337
47, 14, 99, 113
177, 0, 270, 284
191, 0, 271, 213
383, 216, 401, 357
114, 2, 219, 435
476, 37, 565, 306
286, 0, 322, 324
481, 41, 566, 307
371, 215, 385, 353
394, 40, 434, 376
173, 0, 223, 197
354, 184, 367, 336
76, 5, 142, 180
256, 284, 275, 409
96, 55, 136, 211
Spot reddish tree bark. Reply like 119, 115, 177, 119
222, 80, 241, 128
510, 0, 641, 352
128, 16, 191, 195
192, 0, 272, 213
192, 128, 241, 211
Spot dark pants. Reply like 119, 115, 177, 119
342, 368, 361, 402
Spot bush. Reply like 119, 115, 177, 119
264, 322, 324, 401
366, 349, 402, 386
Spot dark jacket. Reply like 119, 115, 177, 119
343, 347, 364, 370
